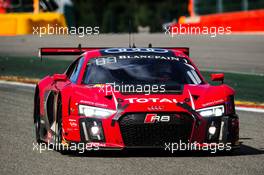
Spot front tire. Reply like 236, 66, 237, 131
55, 97, 68, 154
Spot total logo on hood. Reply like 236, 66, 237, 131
124, 98, 178, 104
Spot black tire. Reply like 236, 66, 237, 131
55, 97, 68, 154
34, 93, 42, 144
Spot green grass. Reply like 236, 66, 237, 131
201, 71, 264, 103
0, 56, 72, 79
0, 56, 263, 103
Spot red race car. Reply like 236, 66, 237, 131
34, 47, 239, 153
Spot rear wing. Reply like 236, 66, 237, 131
165, 47, 189, 56
38, 46, 189, 60
38, 46, 102, 60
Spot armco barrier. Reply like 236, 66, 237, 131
0, 13, 66, 35
171, 9, 264, 32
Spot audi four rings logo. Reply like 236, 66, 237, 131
104, 48, 169, 54
147, 106, 164, 110
144, 114, 170, 123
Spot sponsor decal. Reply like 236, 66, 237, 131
93, 55, 189, 64
118, 55, 182, 61
144, 114, 170, 123
69, 121, 77, 127
79, 100, 108, 108
96, 56, 117, 65
202, 99, 225, 107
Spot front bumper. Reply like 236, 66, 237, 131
63, 113, 239, 150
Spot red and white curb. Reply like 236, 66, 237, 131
0, 80, 264, 113
0, 80, 36, 88
235, 106, 264, 113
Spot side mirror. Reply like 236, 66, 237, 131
210, 73, 224, 83
53, 74, 67, 81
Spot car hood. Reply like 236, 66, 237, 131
71, 83, 234, 112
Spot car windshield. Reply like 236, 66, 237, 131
82, 55, 203, 86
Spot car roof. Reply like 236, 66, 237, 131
82, 47, 189, 59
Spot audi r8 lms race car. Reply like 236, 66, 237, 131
34, 47, 239, 153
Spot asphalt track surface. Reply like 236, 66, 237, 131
0, 82, 263, 175
0, 34, 264, 74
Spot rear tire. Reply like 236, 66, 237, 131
34, 93, 42, 144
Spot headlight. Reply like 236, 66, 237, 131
78, 105, 116, 119
197, 105, 224, 117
